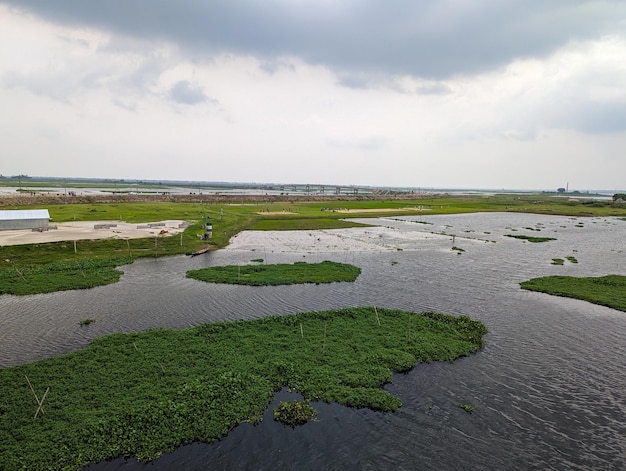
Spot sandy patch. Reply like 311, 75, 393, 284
225, 226, 450, 254
0, 220, 189, 246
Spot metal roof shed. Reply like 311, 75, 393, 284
0, 209, 50, 231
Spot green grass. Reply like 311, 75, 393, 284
520, 275, 626, 312
1, 195, 624, 293
504, 234, 557, 243
0, 257, 132, 295
0, 307, 487, 470
250, 218, 370, 231
186, 261, 361, 286
273, 400, 318, 427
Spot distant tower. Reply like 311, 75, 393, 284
566, 182, 569, 192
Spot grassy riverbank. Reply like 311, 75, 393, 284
186, 261, 361, 286
0, 307, 487, 470
520, 275, 626, 312
1, 195, 625, 262
0, 257, 132, 295
1, 194, 625, 294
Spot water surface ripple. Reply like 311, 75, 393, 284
2, 213, 625, 470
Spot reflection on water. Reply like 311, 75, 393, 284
2, 213, 625, 470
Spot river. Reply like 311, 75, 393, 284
1, 213, 625, 470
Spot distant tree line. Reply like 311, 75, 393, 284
0, 174, 32, 180
613, 193, 626, 202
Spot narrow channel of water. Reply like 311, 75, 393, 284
2, 213, 625, 470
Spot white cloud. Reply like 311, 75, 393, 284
0, 4, 625, 190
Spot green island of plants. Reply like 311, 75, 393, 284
458, 403, 475, 414
0, 257, 132, 295
0, 307, 487, 470
504, 234, 557, 243
1, 194, 625, 294
273, 400, 318, 427
186, 261, 361, 286
520, 275, 626, 312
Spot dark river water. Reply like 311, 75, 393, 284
2, 213, 625, 470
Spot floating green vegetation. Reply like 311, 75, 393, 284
451, 246, 465, 253
0, 307, 487, 470
186, 261, 361, 286
551, 258, 565, 265
458, 403, 475, 414
273, 400, 317, 427
520, 275, 626, 312
565, 256, 578, 264
0, 257, 132, 295
250, 258, 264, 263
79, 319, 96, 326
504, 234, 557, 243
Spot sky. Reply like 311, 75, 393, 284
1, 1, 625, 191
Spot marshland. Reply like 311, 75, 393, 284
1, 194, 625, 470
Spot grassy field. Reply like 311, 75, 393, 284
1, 194, 624, 259
520, 275, 626, 312
186, 261, 361, 286
0, 307, 487, 470
0, 257, 132, 295
1, 194, 625, 293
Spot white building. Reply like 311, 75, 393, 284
0, 209, 50, 231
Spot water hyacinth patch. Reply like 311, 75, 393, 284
0, 307, 487, 470
186, 261, 361, 286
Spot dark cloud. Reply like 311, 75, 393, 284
4, 1, 625, 79
169, 80, 211, 105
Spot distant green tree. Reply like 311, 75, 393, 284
612, 193, 626, 201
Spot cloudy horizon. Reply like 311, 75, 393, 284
1, 1, 625, 191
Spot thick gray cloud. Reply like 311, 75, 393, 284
3, 0, 625, 79
2, 1, 625, 190
169, 80, 211, 105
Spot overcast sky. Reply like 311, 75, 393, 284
1, 1, 625, 190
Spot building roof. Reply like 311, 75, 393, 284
0, 209, 50, 221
